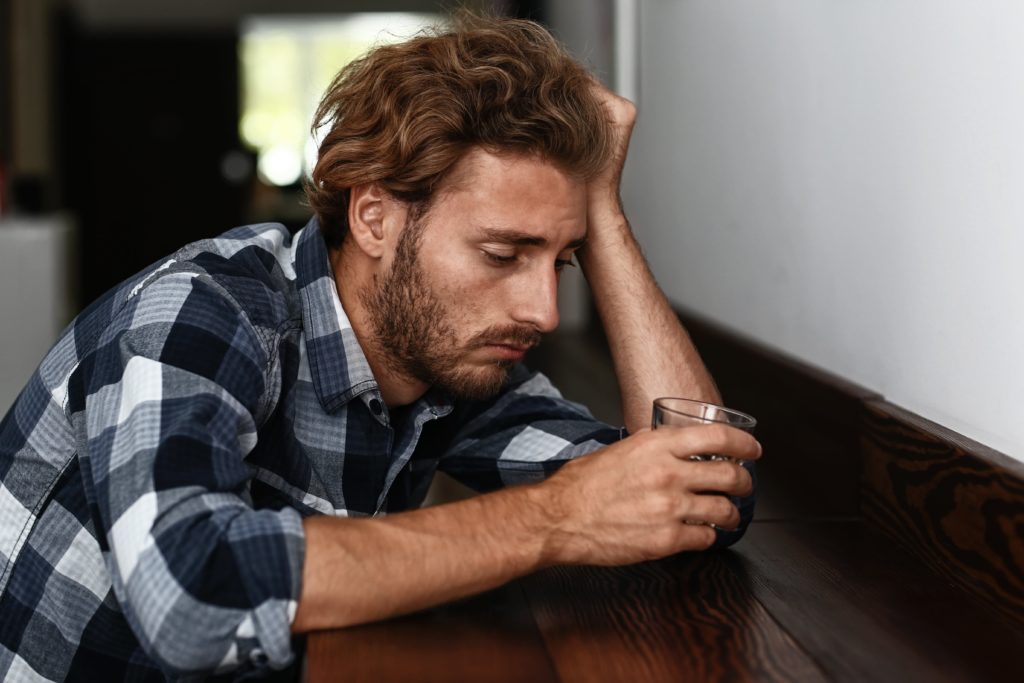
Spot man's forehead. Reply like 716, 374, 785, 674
439, 147, 579, 196
426, 148, 585, 232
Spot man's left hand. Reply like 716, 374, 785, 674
588, 81, 637, 221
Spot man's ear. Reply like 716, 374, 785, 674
347, 183, 392, 259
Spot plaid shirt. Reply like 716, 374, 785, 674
0, 220, 624, 682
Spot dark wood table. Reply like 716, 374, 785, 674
305, 518, 1024, 682
307, 332, 1024, 681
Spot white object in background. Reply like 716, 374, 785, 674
613, 0, 640, 103
0, 215, 76, 416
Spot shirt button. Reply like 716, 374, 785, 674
369, 398, 383, 416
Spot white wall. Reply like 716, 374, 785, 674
620, 1, 1024, 460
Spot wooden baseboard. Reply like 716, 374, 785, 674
677, 307, 878, 519
862, 401, 1024, 629
675, 305, 1024, 629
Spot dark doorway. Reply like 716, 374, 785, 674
59, 23, 248, 305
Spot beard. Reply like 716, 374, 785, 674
359, 214, 541, 401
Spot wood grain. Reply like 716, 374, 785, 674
738, 519, 1024, 682
305, 582, 558, 683
862, 400, 1024, 631
521, 551, 827, 683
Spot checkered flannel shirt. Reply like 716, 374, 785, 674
0, 220, 625, 681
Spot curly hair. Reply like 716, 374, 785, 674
306, 13, 613, 247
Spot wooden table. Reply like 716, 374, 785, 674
305, 518, 1024, 682
306, 331, 1024, 681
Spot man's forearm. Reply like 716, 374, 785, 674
581, 86, 719, 433
291, 482, 551, 632
292, 426, 760, 632
581, 204, 720, 434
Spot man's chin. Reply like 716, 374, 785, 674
432, 363, 513, 402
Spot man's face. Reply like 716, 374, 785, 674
361, 149, 588, 401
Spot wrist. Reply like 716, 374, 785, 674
517, 479, 569, 568
586, 198, 631, 241
587, 187, 625, 217
580, 214, 639, 276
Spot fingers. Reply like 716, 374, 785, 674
544, 427, 755, 564
655, 423, 762, 463
684, 459, 754, 498
659, 523, 718, 555
644, 474, 743, 529
639, 453, 752, 499
680, 493, 743, 531
586, 79, 637, 132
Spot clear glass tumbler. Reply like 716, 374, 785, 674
651, 397, 757, 461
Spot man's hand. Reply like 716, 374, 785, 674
293, 424, 760, 633
537, 425, 760, 566
588, 80, 638, 219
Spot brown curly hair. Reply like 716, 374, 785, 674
306, 13, 613, 247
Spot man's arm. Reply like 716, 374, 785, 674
292, 424, 759, 632
292, 85, 758, 637
75, 273, 304, 677
579, 84, 721, 434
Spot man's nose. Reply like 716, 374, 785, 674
511, 268, 560, 334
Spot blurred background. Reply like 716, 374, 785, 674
2, 0, 1022, 463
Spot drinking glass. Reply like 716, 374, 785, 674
651, 397, 757, 532
651, 397, 756, 461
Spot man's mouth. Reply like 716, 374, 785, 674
470, 326, 541, 360
484, 342, 534, 360
492, 341, 532, 352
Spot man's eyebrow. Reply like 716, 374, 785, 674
479, 227, 587, 250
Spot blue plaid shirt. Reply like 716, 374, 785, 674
0, 220, 624, 681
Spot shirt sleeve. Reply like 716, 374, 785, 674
436, 364, 625, 492
68, 271, 304, 678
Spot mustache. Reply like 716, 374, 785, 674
468, 325, 542, 350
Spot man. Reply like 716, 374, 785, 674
0, 15, 759, 682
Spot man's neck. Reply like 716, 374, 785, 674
329, 244, 429, 408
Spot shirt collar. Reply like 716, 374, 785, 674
295, 217, 378, 412
294, 217, 453, 417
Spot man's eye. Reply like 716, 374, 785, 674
484, 251, 517, 266
555, 257, 577, 271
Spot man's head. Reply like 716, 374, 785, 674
313, 15, 614, 402
306, 13, 613, 247
355, 149, 588, 400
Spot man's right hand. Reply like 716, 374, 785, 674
294, 424, 759, 633
535, 425, 761, 566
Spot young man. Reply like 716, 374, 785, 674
0, 15, 759, 682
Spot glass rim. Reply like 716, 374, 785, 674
652, 397, 757, 429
